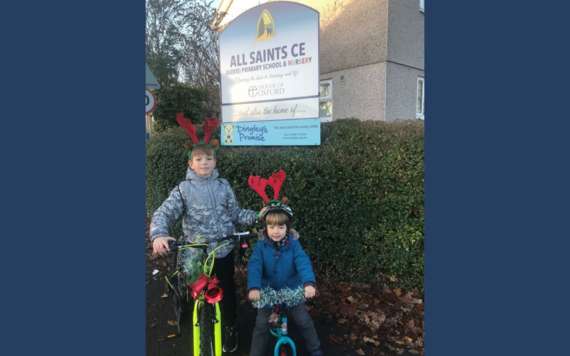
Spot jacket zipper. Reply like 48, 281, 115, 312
205, 178, 224, 243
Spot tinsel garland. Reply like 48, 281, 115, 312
182, 249, 203, 285
251, 286, 306, 308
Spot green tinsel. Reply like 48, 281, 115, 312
251, 286, 306, 308
182, 248, 202, 285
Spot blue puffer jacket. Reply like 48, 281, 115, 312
247, 229, 316, 307
150, 167, 257, 258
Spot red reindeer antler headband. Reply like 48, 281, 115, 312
249, 170, 292, 221
176, 113, 220, 158
248, 170, 289, 206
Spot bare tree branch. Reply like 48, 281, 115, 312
146, 0, 220, 111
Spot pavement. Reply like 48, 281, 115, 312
145, 251, 415, 356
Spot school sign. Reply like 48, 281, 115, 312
219, 1, 320, 146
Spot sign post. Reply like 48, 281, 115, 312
219, 2, 320, 146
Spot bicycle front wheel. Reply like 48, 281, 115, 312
278, 343, 293, 356
199, 301, 215, 356
171, 249, 187, 333
164, 250, 184, 334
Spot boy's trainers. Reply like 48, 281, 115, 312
223, 325, 238, 352
310, 349, 323, 356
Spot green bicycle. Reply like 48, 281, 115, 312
155, 232, 258, 356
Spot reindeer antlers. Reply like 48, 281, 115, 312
176, 113, 199, 144
267, 170, 286, 200
248, 176, 270, 203
201, 116, 220, 143
177, 113, 220, 145
248, 170, 287, 203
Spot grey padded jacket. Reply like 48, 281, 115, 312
150, 167, 257, 258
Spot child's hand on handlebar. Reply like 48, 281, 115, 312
259, 207, 267, 220
153, 236, 176, 255
304, 286, 316, 298
248, 290, 261, 301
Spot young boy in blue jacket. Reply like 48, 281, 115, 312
247, 201, 322, 356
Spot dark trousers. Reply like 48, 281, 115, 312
213, 249, 236, 327
250, 303, 320, 356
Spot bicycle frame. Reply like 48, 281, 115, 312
161, 239, 223, 356
269, 304, 297, 356
159, 232, 258, 356
186, 241, 225, 356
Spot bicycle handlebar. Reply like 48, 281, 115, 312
218, 232, 259, 243
146, 232, 259, 251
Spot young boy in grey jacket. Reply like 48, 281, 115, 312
150, 115, 265, 352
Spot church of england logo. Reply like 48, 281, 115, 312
253, 9, 276, 47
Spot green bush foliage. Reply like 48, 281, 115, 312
146, 119, 424, 291
152, 118, 177, 134
152, 83, 209, 132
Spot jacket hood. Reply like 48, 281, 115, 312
185, 167, 219, 181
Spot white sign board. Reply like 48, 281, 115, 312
219, 1, 320, 145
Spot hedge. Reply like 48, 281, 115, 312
146, 119, 424, 291
151, 83, 209, 133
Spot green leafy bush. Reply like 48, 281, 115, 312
152, 83, 209, 130
152, 118, 177, 134
146, 119, 424, 291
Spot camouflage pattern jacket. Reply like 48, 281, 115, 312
150, 167, 257, 258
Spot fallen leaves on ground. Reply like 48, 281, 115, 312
363, 336, 380, 346
327, 334, 344, 346
314, 280, 422, 355
167, 320, 178, 326
147, 213, 425, 356
235, 264, 425, 356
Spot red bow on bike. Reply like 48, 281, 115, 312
188, 273, 223, 303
